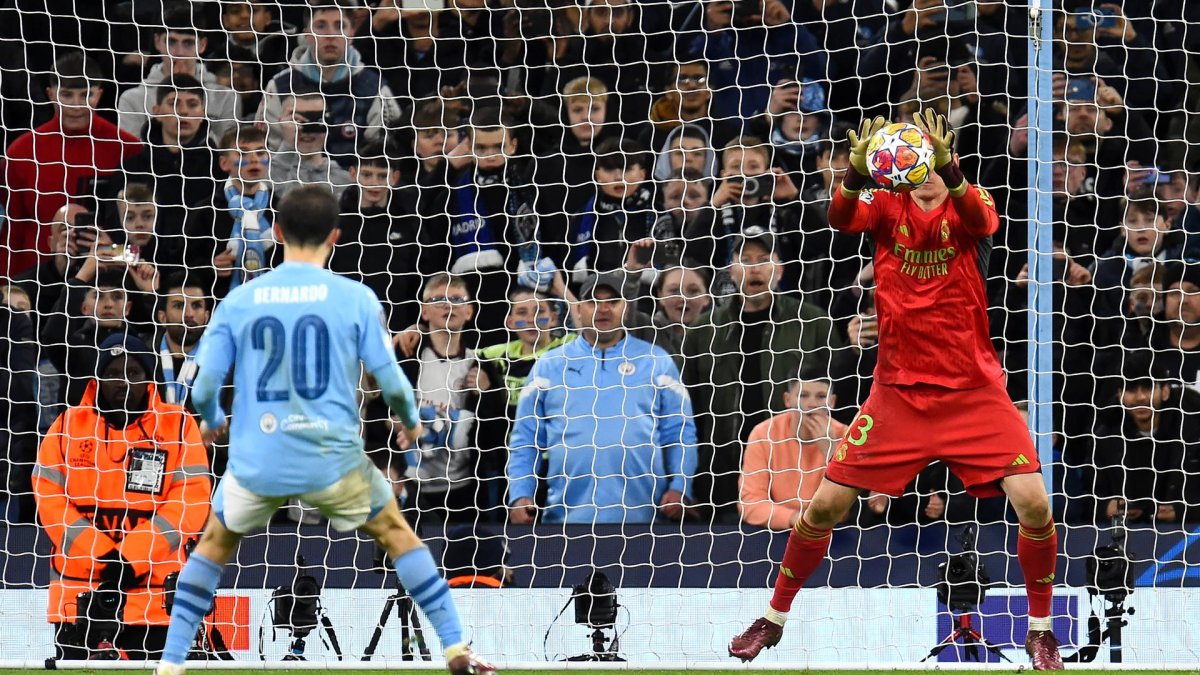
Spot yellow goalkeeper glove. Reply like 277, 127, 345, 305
915, 108, 955, 170
847, 116, 888, 177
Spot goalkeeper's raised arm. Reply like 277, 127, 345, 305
829, 111, 999, 239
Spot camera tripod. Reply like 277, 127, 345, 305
1064, 591, 1134, 663
361, 582, 431, 661
566, 628, 625, 662
923, 612, 1011, 663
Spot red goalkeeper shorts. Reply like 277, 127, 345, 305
824, 376, 1039, 498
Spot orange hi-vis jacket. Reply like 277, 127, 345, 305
34, 380, 211, 625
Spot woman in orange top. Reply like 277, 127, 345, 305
33, 333, 211, 660
739, 371, 847, 531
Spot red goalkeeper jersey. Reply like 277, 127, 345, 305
828, 184, 1003, 390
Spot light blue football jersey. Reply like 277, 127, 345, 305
193, 261, 410, 496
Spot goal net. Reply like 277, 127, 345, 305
1, 0, 1199, 668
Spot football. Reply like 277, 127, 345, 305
866, 122, 936, 192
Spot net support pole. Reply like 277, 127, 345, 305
1027, 1, 1055, 499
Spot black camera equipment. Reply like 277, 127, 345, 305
73, 583, 125, 660
923, 524, 1010, 663
260, 556, 342, 661
361, 543, 431, 662
162, 538, 234, 660
566, 571, 624, 662
1064, 514, 1137, 663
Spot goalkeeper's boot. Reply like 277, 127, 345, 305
728, 617, 783, 662
154, 663, 186, 675
448, 649, 497, 675
1025, 629, 1064, 670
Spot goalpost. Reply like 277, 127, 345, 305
1, 0, 1199, 669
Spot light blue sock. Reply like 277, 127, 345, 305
162, 553, 223, 664
393, 546, 464, 648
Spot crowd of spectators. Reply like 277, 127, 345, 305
3, 0, 1200, 540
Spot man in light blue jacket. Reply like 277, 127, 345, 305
508, 272, 698, 524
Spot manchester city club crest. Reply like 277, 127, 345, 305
618, 361, 636, 376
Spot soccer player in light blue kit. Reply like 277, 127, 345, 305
155, 186, 496, 675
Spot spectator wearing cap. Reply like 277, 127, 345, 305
681, 228, 844, 520
267, 92, 354, 198
33, 332, 211, 660
259, 0, 399, 164
508, 271, 697, 524
3, 53, 142, 279
682, 0, 825, 121
116, 5, 240, 143
1087, 353, 1200, 524
442, 525, 512, 588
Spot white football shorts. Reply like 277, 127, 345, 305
213, 455, 393, 533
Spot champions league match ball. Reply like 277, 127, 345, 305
866, 122, 936, 192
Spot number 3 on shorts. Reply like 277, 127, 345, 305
847, 413, 874, 446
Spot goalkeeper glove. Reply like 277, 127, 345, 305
914, 108, 967, 196
847, 116, 888, 177
914, 108, 955, 169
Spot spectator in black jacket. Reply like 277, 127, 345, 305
559, 139, 660, 288
1089, 353, 1200, 524
119, 75, 224, 243
329, 149, 447, 332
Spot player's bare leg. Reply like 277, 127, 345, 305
361, 500, 497, 675
1002, 473, 1064, 671
729, 479, 860, 662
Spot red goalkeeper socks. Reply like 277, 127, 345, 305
1017, 519, 1058, 619
768, 518, 833, 615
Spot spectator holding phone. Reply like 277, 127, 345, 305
685, 0, 825, 120
749, 78, 832, 177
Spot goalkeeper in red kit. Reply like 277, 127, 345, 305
729, 110, 1063, 671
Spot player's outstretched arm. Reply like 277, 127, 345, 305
829, 116, 887, 234
915, 108, 999, 237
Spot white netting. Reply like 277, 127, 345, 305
1, 0, 1199, 668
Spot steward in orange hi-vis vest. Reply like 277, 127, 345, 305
34, 333, 211, 629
